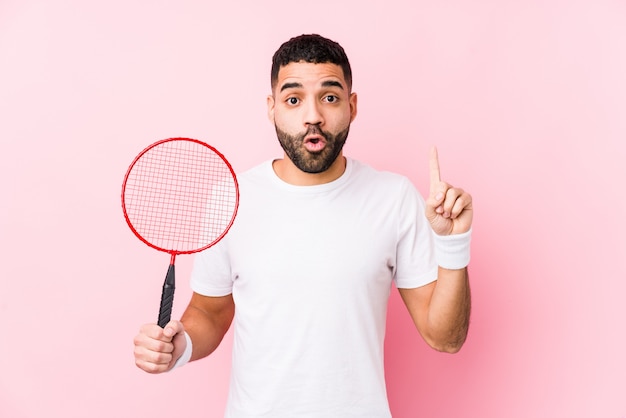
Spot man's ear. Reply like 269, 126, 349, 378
267, 94, 275, 122
349, 92, 358, 122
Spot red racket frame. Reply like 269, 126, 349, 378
121, 137, 239, 327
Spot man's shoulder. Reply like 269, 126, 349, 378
238, 160, 272, 178
348, 158, 413, 189
235, 160, 275, 188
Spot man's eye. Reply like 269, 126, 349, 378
324, 95, 338, 103
287, 97, 299, 105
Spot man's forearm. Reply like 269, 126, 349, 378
426, 267, 471, 352
180, 293, 235, 361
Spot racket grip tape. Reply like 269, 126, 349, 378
157, 264, 175, 328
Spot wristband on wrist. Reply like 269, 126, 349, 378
434, 228, 472, 270
170, 331, 193, 370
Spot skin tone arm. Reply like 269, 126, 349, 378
133, 293, 235, 373
180, 293, 235, 360
398, 146, 473, 353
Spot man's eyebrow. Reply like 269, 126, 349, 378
321, 80, 344, 90
279, 80, 345, 92
280, 82, 303, 92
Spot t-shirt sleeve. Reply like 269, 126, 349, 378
190, 237, 234, 296
393, 178, 438, 289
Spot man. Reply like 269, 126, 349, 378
134, 34, 473, 417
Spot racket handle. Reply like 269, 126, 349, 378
157, 264, 175, 328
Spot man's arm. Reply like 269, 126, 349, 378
398, 268, 470, 353
399, 146, 473, 353
133, 292, 235, 373
181, 292, 235, 361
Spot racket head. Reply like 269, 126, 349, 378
121, 138, 239, 255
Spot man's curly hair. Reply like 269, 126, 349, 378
271, 34, 353, 92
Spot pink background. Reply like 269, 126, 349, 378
1, 1, 625, 417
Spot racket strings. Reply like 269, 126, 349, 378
124, 140, 237, 253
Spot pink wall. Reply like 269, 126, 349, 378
1, 1, 624, 417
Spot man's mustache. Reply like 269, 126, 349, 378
303, 125, 328, 140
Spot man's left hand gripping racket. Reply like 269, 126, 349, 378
122, 138, 239, 328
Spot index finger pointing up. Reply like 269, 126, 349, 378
429, 145, 441, 189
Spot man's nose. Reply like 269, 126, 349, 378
303, 100, 323, 126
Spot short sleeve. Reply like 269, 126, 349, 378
393, 178, 438, 289
190, 237, 234, 296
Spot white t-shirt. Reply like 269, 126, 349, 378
191, 158, 438, 418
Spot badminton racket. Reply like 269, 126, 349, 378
122, 138, 239, 328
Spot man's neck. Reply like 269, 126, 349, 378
272, 154, 346, 186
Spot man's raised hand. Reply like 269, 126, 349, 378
425, 146, 473, 236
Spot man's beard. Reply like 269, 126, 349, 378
275, 124, 350, 174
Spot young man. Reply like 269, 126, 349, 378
134, 34, 473, 417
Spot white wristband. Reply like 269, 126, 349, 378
170, 331, 193, 370
434, 228, 472, 270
